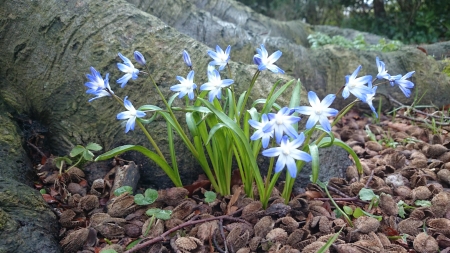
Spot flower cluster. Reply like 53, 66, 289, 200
83, 42, 415, 201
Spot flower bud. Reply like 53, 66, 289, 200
133, 51, 146, 66
183, 50, 192, 68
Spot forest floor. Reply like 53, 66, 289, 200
34, 103, 450, 253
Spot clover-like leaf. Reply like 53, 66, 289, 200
86, 142, 102, 151
114, 186, 133, 196
70, 145, 86, 157
343, 206, 353, 215
134, 189, 158, 205
146, 208, 172, 220
359, 188, 378, 201
54, 156, 72, 169
353, 207, 364, 218
204, 191, 216, 203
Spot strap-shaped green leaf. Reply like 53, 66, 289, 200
309, 143, 319, 183
317, 137, 363, 176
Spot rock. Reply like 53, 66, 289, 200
0, 177, 61, 253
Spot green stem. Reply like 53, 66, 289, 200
108, 89, 167, 162
237, 70, 260, 123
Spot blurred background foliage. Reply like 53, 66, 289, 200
237, 0, 450, 44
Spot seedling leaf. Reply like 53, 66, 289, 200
70, 145, 85, 157
359, 188, 378, 201
204, 191, 216, 203
86, 142, 102, 151
114, 186, 133, 196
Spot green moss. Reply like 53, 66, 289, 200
442, 59, 450, 77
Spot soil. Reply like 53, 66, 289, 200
34, 106, 450, 253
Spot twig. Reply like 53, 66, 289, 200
219, 219, 228, 253
124, 211, 249, 253
213, 227, 226, 253
364, 170, 375, 188
396, 114, 450, 126
27, 141, 47, 159
388, 95, 450, 124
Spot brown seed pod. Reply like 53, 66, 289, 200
427, 218, 450, 234
437, 169, 450, 185
431, 192, 450, 218
379, 193, 399, 216
425, 144, 448, 158
411, 186, 432, 200
398, 218, 422, 236
66, 167, 85, 182
286, 228, 311, 247
78, 195, 99, 211
413, 232, 439, 253
226, 226, 250, 250
302, 241, 328, 253
365, 141, 383, 152
354, 216, 380, 234
67, 182, 86, 196
254, 216, 274, 238
60, 228, 89, 253
276, 216, 299, 233
266, 228, 288, 244
175, 236, 203, 252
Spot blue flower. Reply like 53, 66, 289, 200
170, 70, 197, 100
295, 91, 338, 132
117, 52, 140, 88
116, 96, 146, 133
248, 114, 273, 148
365, 85, 378, 118
263, 107, 301, 144
207, 45, 231, 71
183, 50, 192, 68
85, 67, 114, 102
253, 44, 285, 74
200, 69, 234, 102
134, 51, 146, 66
390, 71, 415, 97
376, 57, 390, 80
342, 65, 373, 102
262, 133, 312, 178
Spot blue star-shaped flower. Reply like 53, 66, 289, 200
183, 50, 192, 69
342, 65, 373, 102
116, 96, 146, 133
207, 45, 231, 71
200, 69, 234, 102
116, 52, 140, 88
376, 57, 390, 80
390, 71, 415, 97
262, 133, 312, 178
248, 114, 274, 148
253, 44, 285, 74
295, 91, 338, 132
263, 107, 301, 144
170, 70, 197, 100
84, 67, 114, 102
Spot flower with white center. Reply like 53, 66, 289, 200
253, 44, 285, 74
116, 52, 140, 88
295, 91, 338, 132
248, 114, 273, 148
85, 67, 114, 102
116, 96, 146, 133
170, 70, 197, 100
134, 51, 146, 66
342, 65, 373, 102
262, 133, 312, 178
207, 45, 231, 71
376, 57, 390, 80
200, 69, 234, 102
263, 107, 301, 144
183, 50, 192, 69
390, 71, 415, 98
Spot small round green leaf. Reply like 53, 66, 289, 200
86, 142, 102, 151
70, 145, 86, 157
146, 208, 172, 220
204, 191, 216, 203
114, 186, 133, 196
39, 189, 47, 194
343, 205, 353, 215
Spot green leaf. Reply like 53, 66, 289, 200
144, 189, 158, 201
39, 189, 47, 194
414, 200, 431, 207
54, 156, 72, 168
125, 239, 143, 250
83, 150, 95, 161
134, 189, 158, 205
86, 142, 102, 151
100, 250, 118, 253
343, 205, 353, 215
114, 186, 133, 196
358, 188, 378, 201
137, 105, 164, 111
146, 208, 172, 220
317, 227, 343, 253
398, 204, 406, 218
205, 123, 227, 145
309, 143, 319, 183
204, 191, 217, 203
362, 210, 383, 221
353, 207, 364, 218
70, 145, 85, 157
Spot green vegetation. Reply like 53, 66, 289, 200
307, 32, 403, 51
238, 0, 450, 44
